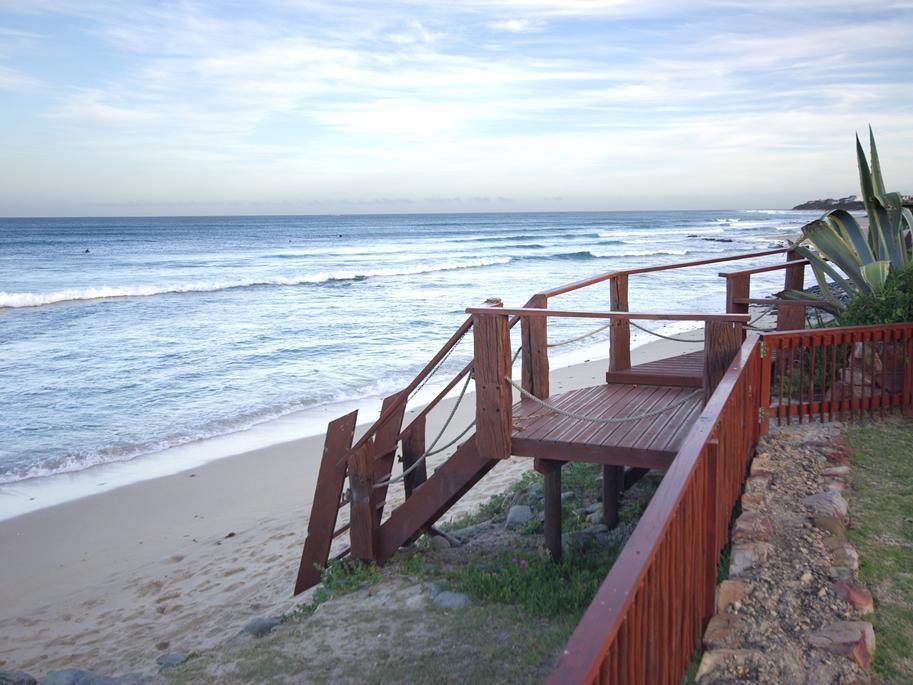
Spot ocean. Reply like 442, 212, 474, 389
0, 210, 811, 517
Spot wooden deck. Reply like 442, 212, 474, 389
512, 383, 704, 469
604, 350, 704, 387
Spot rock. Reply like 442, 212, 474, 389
505, 505, 533, 528
808, 621, 875, 669
111, 676, 146, 685
822, 465, 850, 478
453, 520, 493, 541
833, 581, 874, 615
732, 511, 773, 543
583, 503, 601, 514
0, 671, 36, 685
560, 491, 576, 501
432, 591, 470, 610
703, 612, 744, 650
580, 524, 609, 535
155, 653, 186, 670
716, 579, 747, 613
429, 535, 452, 550
586, 509, 604, 525
729, 542, 772, 577
420, 581, 441, 597
695, 649, 762, 681
744, 474, 770, 495
813, 514, 845, 536
41, 671, 121, 685
830, 542, 859, 571
803, 491, 849, 522
740, 492, 765, 511
241, 616, 280, 638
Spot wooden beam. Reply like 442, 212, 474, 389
609, 275, 631, 372
703, 321, 743, 404
473, 302, 513, 460
724, 273, 750, 316
779, 249, 807, 331
536, 459, 563, 561
521, 293, 550, 399
371, 392, 407, 518
349, 442, 379, 562
293, 410, 358, 595
467, 307, 750, 322
603, 465, 621, 530
401, 416, 427, 499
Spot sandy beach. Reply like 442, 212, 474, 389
0, 331, 707, 678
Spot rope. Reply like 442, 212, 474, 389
546, 322, 612, 348
629, 320, 704, 343
408, 329, 468, 401
508, 378, 701, 425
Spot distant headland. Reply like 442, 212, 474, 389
793, 194, 913, 210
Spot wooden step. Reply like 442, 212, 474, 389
377, 436, 497, 563
604, 351, 704, 387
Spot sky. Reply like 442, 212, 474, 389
1, 1, 912, 217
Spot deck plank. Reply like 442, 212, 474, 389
604, 350, 704, 387
510, 383, 702, 468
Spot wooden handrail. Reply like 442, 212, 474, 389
537, 248, 787, 299
718, 258, 808, 278
734, 297, 829, 308
466, 307, 750, 322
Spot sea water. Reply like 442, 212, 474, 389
0, 210, 812, 516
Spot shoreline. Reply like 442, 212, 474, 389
0, 328, 711, 678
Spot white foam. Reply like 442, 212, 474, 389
0, 257, 511, 309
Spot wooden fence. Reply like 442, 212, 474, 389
544, 335, 762, 684
545, 321, 913, 683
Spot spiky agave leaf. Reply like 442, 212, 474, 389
856, 134, 887, 255
801, 219, 868, 292
860, 260, 891, 294
792, 244, 858, 302
869, 125, 887, 197
824, 209, 874, 265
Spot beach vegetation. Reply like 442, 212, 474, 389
788, 128, 913, 315
845, 418, 913, 683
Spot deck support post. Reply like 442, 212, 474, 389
522, 294, 550, 399
349, 442, 379, 563
703, 321, 742, 404
778, 249, 806, 331
609, 275, 630, 373
473, 300, 513, 460
603, 465, 621, 530
725, 274, 750, 342
536, 459, 563, 561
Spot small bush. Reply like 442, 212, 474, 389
839, 262, 913, 326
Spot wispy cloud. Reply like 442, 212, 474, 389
0, 0, 912, 215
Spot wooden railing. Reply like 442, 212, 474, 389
544, 334, 762, 685
761, 323, 913, 427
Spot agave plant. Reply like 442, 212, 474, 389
787, 128, 913, 313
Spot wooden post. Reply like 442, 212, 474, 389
349, 442, 379, 562
725, 274, 750, 316
521, 293, 550, 399
704, 439, 719, 616
536, 459, 563, 561
603, 465, 621, 530
473, 300, 513, 460
401, 416, 427, 499
609, 275, 631, 372
293, 410, 358, 595
703, 321, 742, 404
779, 249, 806, 331
904, 335, 913, 417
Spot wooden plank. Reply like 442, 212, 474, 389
605, 351, 704, 387
467, 307, 750, 322
521, 293, 550, 399
371, 392, 408, 517
473, 303, 513, 459
401, 416, 427, 499
537, 247, 787, 299
703, 321, 742, 404
610, 274, 631, 372
349, 442, 378, 562
293, 410, 358, 595
511, 437, 676, 470
377, 438, 498, 562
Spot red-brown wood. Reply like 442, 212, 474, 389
371, 392, 407, 517
605, 350, 704, 387
725, 273, 750, 316
472, 304, 513, 460
467, 307, 751, 322
610, 274, 631, 372
293, 410, 358, 595
348, 442, 378, 562
779, 249, 807, 331
521, 293, 550, 399
401, 416, 427, 499
703, 320, 743, 403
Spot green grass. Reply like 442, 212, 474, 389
283, 558, 383, 619
845, 417, 913, 684
448, 538, 627, 617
